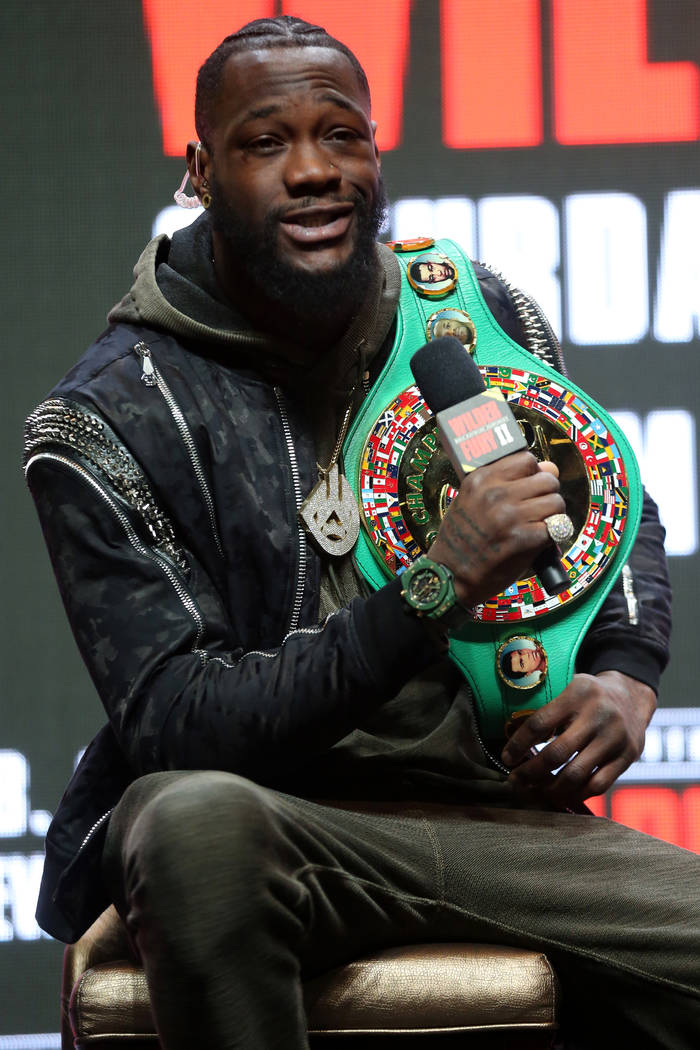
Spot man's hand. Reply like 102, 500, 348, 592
501, 671, 657, 807
428, 452, 564, 609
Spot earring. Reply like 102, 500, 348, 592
200, 177, 211, 209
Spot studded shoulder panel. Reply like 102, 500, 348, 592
476, 262, 568, 376
24, 397, 188, 573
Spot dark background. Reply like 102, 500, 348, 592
2, 0, 698, 1036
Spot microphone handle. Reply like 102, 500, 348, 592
532, 547, 570, 596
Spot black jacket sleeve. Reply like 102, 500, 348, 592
574, 488, 671, 690
26, 450, 440, 784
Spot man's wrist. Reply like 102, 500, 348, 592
595, 669, 657, 727
400, 556, 472, 633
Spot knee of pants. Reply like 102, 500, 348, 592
112, 773, 309, 970
121, 771, 297, 905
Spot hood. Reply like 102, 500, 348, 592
108, 213, 279, 351
108, 212, 402, 464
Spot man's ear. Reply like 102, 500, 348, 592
185, 140, 212, 199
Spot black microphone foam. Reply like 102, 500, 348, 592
410, 336, 485, 413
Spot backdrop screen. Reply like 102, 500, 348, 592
2, 1, 699, 1040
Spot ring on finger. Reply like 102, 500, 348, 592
545, 512, 574, 544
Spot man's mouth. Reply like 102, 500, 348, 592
279, 203, 355, 245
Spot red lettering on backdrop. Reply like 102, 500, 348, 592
144, 0, 699, 156
441, 0, 542, 148
142, 0, 273, 157
281, 0, 410, 151
611, 786, 684, 846
142, 0, 409, 156
680, 786, 700, 854
552, 0, 700, 145
586, 787, 699, 853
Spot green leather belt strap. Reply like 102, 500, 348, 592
344, 239, 642, 741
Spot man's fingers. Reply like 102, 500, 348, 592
509, 727, 629, 806
520, 493, 568, 525
544, 737, 625, 802
503, 673, 628, 769
502, 703, 566, 767
483, 449, 541, 480
546, 751, 629, 807
507, 720, 599, 787
509, 728, 589, 781
508, 477, 565, 516
583, 757, 630, 799
507, 467, 561, 498
503, 672, 649, 806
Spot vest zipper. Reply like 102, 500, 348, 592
274, 388, 307, 634
133, 341, 225, 559
467, 690, 511, 774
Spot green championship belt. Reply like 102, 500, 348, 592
344, 238, 642, 743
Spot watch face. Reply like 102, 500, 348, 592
409, 567, 443, 607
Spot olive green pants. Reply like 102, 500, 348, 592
102, 770, 700, 1050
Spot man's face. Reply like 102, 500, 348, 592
509, 648, 544, 675
434, 318, 469, 342
417, 261, 454, 284
205, 46, 384, 313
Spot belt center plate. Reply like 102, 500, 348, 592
358, 366, 630, 622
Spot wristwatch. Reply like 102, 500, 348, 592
400, 556, 470, 632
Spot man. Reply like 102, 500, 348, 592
24, 15, 697, 1050
507, 643, 547, 677
410, 258, 457, 285
432, 315, 472, 344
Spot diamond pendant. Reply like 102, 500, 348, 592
299, 463, 361, 556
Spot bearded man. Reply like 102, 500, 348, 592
25, 15, 698, 1050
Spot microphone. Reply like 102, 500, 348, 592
410, 336, 570, 596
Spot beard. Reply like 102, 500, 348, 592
207, 176, 388, 324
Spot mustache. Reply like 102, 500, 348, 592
271, 191, 365, 222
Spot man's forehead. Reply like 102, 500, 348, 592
218, 45, 369, 119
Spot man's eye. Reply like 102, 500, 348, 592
327, 128, 359, 143
246, 136, 282, 153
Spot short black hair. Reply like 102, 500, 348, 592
505, 649, 543, 679
195, 16, 371, 149
409, 260, 455, 283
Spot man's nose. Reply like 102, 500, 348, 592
284, 141, 341, 194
